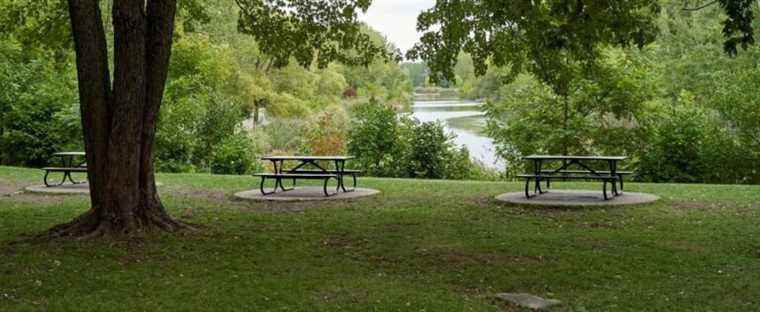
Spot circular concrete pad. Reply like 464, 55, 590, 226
25, 182, 163, 195
235, 187, 380, 202
26, 183, 90, 195
496, 190, 659, 207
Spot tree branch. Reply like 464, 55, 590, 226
682, 0, 719, 11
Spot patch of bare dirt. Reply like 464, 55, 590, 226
0, 179, 79, 205
662, 240, 706, 253
169, 186, 345, 213
314, 288, 370, 305
669, 200, 759, 217
581, 221, 621, 230
417, 247, 549, 267
238, 201, 327, 213
670, 200, 719, 211
6, 194, 69, 205
321, 234, 369, 250
382, 222, 422, 231
168, 187, 228, 202
0, 179, 18, 196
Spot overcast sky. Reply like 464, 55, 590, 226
359, 0, 436, 54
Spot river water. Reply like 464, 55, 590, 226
410, 100, 505, 170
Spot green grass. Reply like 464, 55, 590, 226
1, 165, 759, 311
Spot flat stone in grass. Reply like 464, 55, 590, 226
495, 293, 562, 310
496, 190, 659, 207
234, 187, 380, 202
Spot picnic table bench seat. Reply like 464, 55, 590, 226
539, 170, 633, 191
288, 169, 362, 188
254, 172, 341, 197
42, 167, 88, 173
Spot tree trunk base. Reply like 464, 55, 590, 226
44, 205, 196, 240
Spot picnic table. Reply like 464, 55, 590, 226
254, 156, 361, 196
518, 155, 631, 200
43, 152, 87, 187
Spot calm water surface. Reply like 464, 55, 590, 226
410, 100, 505, 170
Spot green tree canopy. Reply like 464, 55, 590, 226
406, 0, 661, 94
235, 0, 399, 68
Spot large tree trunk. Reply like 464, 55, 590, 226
50, 0, 188, 238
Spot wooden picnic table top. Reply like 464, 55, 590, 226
53, 152, 85, 157
261, 155, 355, 161
523, 155, 627, 161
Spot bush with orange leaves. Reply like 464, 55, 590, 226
302, 106, 348, 156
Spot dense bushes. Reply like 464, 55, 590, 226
347, 99, 484, 180
638, 93, 756, 184
346, 99, 407, 176
0, 42, 81, 167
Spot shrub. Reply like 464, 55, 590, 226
0, 48, 81, 167
348, 98, 485, 180
347, 98, 407, 177
302, 107, 347, 156
403, 121, 452, 179
210, 133, 262, 175
637, 92, 755, 183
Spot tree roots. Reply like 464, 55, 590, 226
42, 206, 197, 241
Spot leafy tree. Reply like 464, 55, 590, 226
0, 0, 391, 238
401, 62, 429, 88
337, 26, 412, 108
407, 1, 660, 87
681, 0, 757, 55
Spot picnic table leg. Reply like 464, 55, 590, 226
618, 174, 624, 192
322, 177, 339, 197
524, 178, 533, 199
277, 177, 295, 192
335, 160, 354, 192
43, 170, 66, 187
272, 160, 283, 192
602, 180, 609, 200
532, 160, 543, 195
259, 176, 277, 195
65, 170, 85, 184
274, 160, 295, 192
609, 160, 620, 196
536, 160, 547, 194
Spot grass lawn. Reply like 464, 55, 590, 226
1, 165, 759, 311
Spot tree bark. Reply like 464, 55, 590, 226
50, 0, 188, 238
